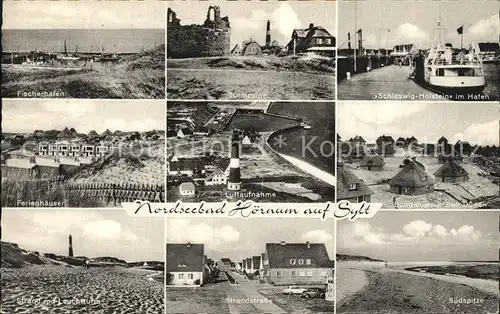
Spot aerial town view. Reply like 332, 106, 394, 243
1, 209, 165, 313
336, 211, 499, 314
166, 217, 335, 314
337, 102, 499, 209
2, 1, 165, 99
167, 101, 335, 202
1, 100, 165, 207
337, 1, 499, 101
167, 1, 336, 100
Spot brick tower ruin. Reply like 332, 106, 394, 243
68, 234, 74, 257
167, 6, 231, 58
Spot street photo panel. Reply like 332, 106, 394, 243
1, 100, 166, 208
337, 101, 499, 209
166, 217, 336, 314
1, 208, 165, 313
167, 1, 336, 100
336, 211, 499, 314
337, 0, 499, 101
2, 1, 165, 99
167, 101, 335, 203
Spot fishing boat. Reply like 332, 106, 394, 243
423, 42, 485, 95
59, 40, 80, 61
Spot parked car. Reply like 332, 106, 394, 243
301, 288, 326, 299
283, 286, 307, 295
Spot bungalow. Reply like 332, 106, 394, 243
166, 243, 207, 286
359, 155, 385, 171
376, 135, 395, 157
389, 158, 435, 195
434, 159, 469, 183
95, 145, 109, 158
337, 163, 374, 202
179, 182, 196, 196
262, 241, 334, 286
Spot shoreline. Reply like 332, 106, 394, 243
337, 262, 499, 313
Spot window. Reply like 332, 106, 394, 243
325, 38, 332, 45
188, 273, 193, 279
357, 195, 366, 203
276, 270, 282, 277
289, 259, 296, 265
306, 270, 313, 277
348, 183, 358, 191
299, 271, 306, 277
178, 273, 184, 279
298, 259, 304, 265
305, 259, 311, 265
291, 270, 297, 277
316, 38, 323, 45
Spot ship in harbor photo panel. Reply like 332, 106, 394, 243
166, 1, 336, 100
166, 217, 336, 314
1, 1, 165, 99
337, 101, 499, 209
166, 101, 335, 203
336, 211, 499, 314
1, 208, 165, 313
337, 0, 499, 101
1, 99, 166, 208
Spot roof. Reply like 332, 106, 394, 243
242, 40, 262, 54
350, 135, 366, 143
360, 155, 385, 167
166, 243, 204, 272
390, 159, 435, 188
205, 168, 225, 180
438, 136, 448, 143
434, 159, 469, 178
180, 182, 195, 191
101, 129, 112, 136
88, 130, 98, 137
57, 127, 76, 139
5, 158, 36, 169
337, 166, 374, 199
252, 256, 261, 270
220, 258, 232, 264
377, 135, 395, 143
265, 243, 333, 269
178, 128, 193, 135
169, 157, 205, 172
231, 44, 241, 54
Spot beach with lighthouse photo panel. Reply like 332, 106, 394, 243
166, 1, 336, 100
337, 0, 499, 101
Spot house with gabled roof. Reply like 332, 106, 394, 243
250, 255, 261, 275
231, 44, 241, 56
204, 168, 227, 186
337, 163, 374, 202
434, 159, 469, 183
167, 243, 207, 286
219, 258, 233, 270
287, 23, 335, 55
389, 158, 435, 195
262, 241, 334, 286
376, 135, 395, 157
246, 257, 252, 274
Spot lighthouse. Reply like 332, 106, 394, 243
228, 140, 241, 191
265, 20, 271, 47
68, 234, 74, 257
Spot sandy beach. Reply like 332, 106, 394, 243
337, 261, 499, 313
1, 265, 164, 314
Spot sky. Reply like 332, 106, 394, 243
3, 100, 165, 134
2, 209, 165, 262
3, 1, 165, 29
167, 218, 335, 262
338, 1, 499, 50
167, 1, 336, 49
337, 211, 499, 262
337, 102, 499, 145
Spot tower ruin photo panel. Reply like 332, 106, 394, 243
166, 1, 336, 100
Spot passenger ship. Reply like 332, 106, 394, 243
423, 42, 485, 96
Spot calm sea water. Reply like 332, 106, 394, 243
268, 102, 335, 175
2, 29, 165, 54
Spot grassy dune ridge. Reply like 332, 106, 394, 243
2, 44, 165, 99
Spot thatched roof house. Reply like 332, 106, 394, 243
434, 159, 469, 183
389, 158, 435, 195
57, 127, 76, 139
88, 130, 99, 137
337, 165, 374, 202
360, 155, 385, 171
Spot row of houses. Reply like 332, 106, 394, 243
37, 141, 111, 158
166, 241, 334, 287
